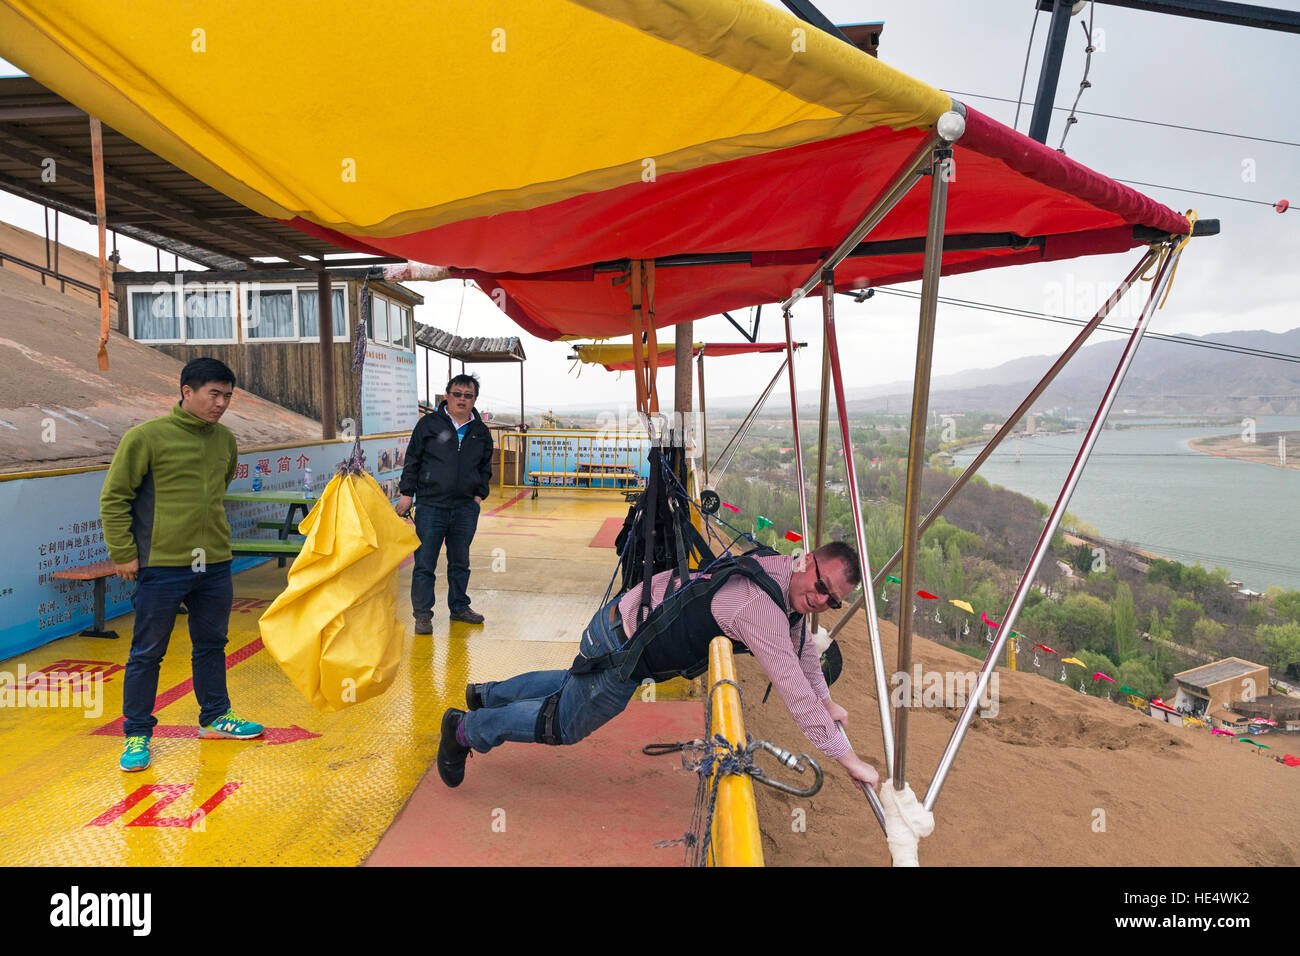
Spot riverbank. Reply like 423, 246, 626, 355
1188, 431, 1300, 471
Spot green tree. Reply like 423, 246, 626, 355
1077, 649, 1117, 696
1112, 582, 1138, 663
1191, 617, 1225, 656
1058, 593, 1112, 652
1256, 621, 1300, 672
1273, 590, 1300, 623
946, 540, 965, 598
1117, 657, 1164, 698
1168, 598, 1204, 642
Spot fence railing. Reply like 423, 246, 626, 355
497, 429, 651, 496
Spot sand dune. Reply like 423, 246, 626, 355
736, 613, 1298, 866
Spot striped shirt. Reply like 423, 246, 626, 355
617, 554, 847, 760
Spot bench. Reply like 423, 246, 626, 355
230, 537, 305, 567
526, 468, 643, 498
51, 559, 121, 639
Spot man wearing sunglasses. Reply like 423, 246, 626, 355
397, 373, 494, 630
437, 540, 881, 795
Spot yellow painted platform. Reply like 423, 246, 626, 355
0, 491, 700, 866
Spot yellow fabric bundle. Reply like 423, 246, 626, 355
260, 472, 420, 712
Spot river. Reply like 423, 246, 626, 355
952, 416, 1300, 593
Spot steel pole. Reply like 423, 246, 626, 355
892, 147, 951, 788
823, 269, 895, 773
923, 245, 1182, 812
697, 352, 710, 486
780, 133, 941, 314
828, 248, 1160, 641
810, 313, 832, 632
318, 269, 337, 440
783, 310, 810, 552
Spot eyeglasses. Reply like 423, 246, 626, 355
811, 555, 842, 609
448, 390, 476, 400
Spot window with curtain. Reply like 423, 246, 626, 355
298, 287, 346, 339
246, 288, 295, 339
131, 290, 180, 340
183, 288, 234, 341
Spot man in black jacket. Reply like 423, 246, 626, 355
396, 374, 494, 631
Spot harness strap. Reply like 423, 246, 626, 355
533, 689, 564, 745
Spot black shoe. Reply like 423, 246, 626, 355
437, 708, 471, 788
414, 616, 432, 635
466, 683, 486, 711
450, 608, 485, 625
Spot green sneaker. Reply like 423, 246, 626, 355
120, 736, 151, 772
199, 710, 265, 740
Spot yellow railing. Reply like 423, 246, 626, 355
706, 636, 764, 867
497, 429, 650, 496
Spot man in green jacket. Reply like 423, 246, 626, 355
101, 358, 263, 772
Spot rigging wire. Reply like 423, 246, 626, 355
944, 89, 1300, 149
1057, 4, 1096, 153
1012, 4, 1040, 132
871, 288, 1300, 366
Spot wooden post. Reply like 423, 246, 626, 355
317, 269, 336, 439
89, 117, 110, 370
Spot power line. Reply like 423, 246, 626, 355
873, 288, 1300, 366
944, 89, 1300, 149
1011, 6, 1040, 133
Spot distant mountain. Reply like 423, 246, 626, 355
705, 327, 1300, 417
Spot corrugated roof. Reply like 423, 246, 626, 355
1175, 658, 1266, 692
414, 322, 525, 363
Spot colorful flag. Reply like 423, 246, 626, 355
784, 530, 802, 543
981, 612, 1000, 628
721, 502, 740, 513
916, 590, 939, 600
1093, 672, 1116, 683
949, 599, 974, 614
885, 575, 902, 585
756, 515, 773, 530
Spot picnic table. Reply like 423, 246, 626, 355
225, 489, 319, 566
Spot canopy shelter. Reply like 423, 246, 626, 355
413, 322, 526, 423
570, 341, 795, 372
0, 0, 1218, 866
570, 340, 806, 493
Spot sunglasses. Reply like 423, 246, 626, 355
812, 555, 842, 609
448, 390, 476, 400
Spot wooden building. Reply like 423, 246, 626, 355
112, 269, 422, 425
1171, 657, 1271, 729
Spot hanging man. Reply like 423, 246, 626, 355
396, 373, 494, 630
101, 358, 264, 772
435, 541, 880, 793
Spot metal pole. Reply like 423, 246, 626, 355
823, 268, 895, 774
710, 359, 787, 483
810, 323, 832, 631
697, 351, 710, 486
828, 249, 1159, 640
519, 358, 524, 426
892, 145, 951, 789
675, 325, 693, 448
924, 245, 1182, 812
1028, 0, 1075, 143
783, 311, 810, 552
318, 269, 337, 440
780, 132, 941, 314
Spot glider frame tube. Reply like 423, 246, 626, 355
779, 131, 941, 314
827, 246, 1159, 638
783, 308, 810, 549
892, 147, 952, 788
922, 242, 1183, 812
822, 267, 896, 774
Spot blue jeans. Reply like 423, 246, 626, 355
461, 596, 639, 753
411, 499, 479, 616
123, 562, 233, 737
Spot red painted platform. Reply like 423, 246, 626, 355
364, 701, 703, 866
589, 516, 625, 549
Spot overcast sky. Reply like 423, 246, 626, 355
2, 0, 1297, 419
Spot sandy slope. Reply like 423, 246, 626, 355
0, 254, 322, 472
736, 612, 1299, 866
